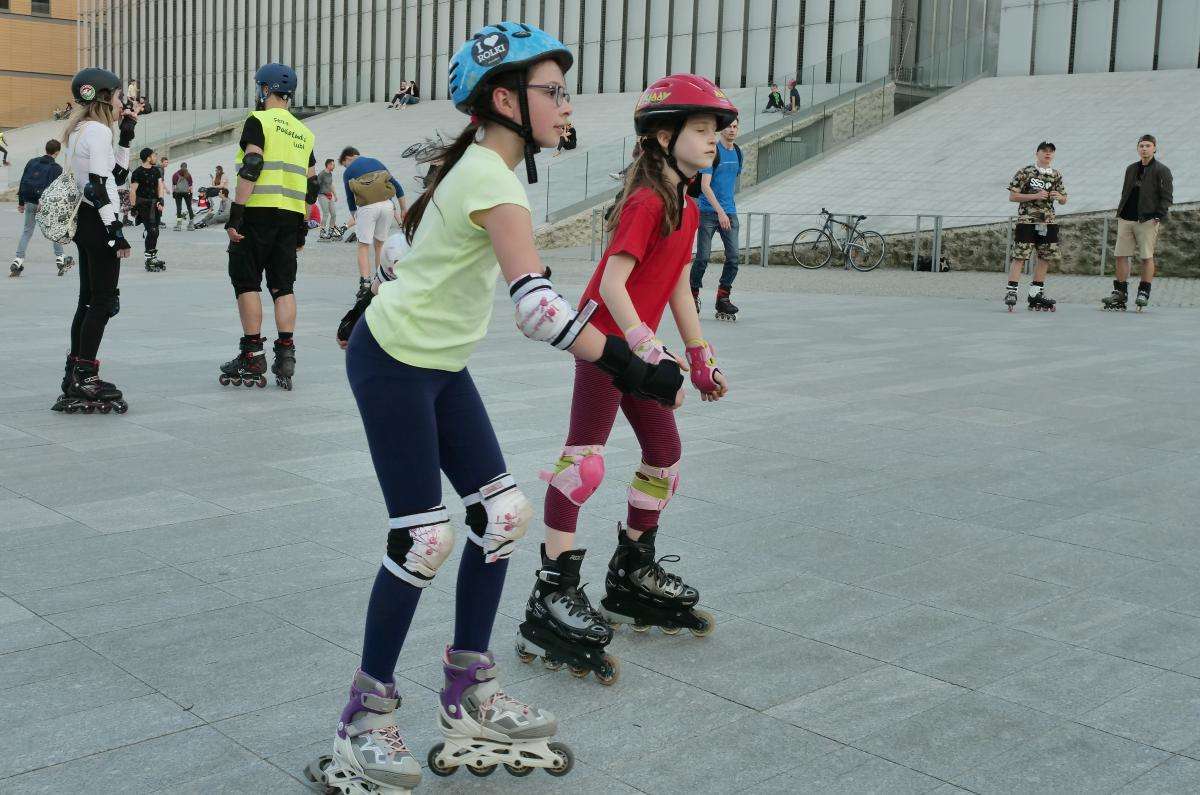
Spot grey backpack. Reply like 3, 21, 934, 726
36, 165, 82, 246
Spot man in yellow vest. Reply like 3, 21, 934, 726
219, 62, 317, 391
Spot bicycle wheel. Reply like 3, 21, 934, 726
791, 228, 834, 269
847, 230, 885, 272
401, 142, 423, 158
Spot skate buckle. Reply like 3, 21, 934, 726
537, 569, 562, 585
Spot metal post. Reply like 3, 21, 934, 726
913, 215, 922, 271
760, 212, 771, 267
931, 216, 943, 272
1099, 216, 1109, 276
583, 151, 589, 198
743, 213, 753, 264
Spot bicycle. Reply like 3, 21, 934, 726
401, 131, 446, 161
790, 208, 886, 271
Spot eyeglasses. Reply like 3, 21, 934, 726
527, 83, 571, 107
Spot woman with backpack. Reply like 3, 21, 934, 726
51, 67, 138, 415
11, 139, 72, 277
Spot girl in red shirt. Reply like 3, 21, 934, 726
517, 74, 736, 684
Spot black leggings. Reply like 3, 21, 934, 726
136, 201, 160, 251
71, 203, 122, 360
174, 194, 194, 219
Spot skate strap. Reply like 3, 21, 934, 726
358, 692, 400, 714
349, 707, 400, 736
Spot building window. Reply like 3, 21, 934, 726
0, 1, 11, 11
32, 0, 51, 14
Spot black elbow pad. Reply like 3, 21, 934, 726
84, 173, 111, 208
112, 164, 129, 184
305, 175, 320, 204
238, 153, 264, 182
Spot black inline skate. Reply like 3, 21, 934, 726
1102, 288, 1128, 311
1026, 291, 1056, 312
714, 287, 738, 322
52, 358, 128, 414
356, 277, 373, 301
218, 335, 268, 388
1004, 287, 1018, 312
56, 255, 74, 276
271, 339, 296, 390
599, 525, 714, 637
517, 546, 619, 685
144, 251, 166, 272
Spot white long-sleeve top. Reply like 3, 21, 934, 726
68, 120, 130, 226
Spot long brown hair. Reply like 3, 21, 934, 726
607, 125, 683, 237
401, 70, 525, 244
61, 94, 118, 148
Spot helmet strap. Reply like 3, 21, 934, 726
662, 119, 693, 226
472, 79, 542, 184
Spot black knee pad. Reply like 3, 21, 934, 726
269, 287, 294, 302
233, 285, 261, 298
97, 290, 120, 317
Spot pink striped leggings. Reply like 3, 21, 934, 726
543, 358, 681, 533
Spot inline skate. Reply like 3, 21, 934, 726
52, 358, 128, 414
1136, 288, 1150, 312
218, 335, 268, 387
9, 257, 23, 277
1027, 291, 1056, 312
691, 287, 700, 313
516, 546, 619, 685
1004, 287, 1018, 312
144, 251, 167, 272
56, 255, 75, 276
427, 647, 573, 779
271, 339, 296, 390
303, 669, 422, 794
356, 277, 373, 301
714, 287, 738, 321
1102, 289, 1128, 311
599, 525, 715, 637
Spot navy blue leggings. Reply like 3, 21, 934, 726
346, 318, 510, 682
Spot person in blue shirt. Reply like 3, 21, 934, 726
338, 146, 407, 298
692, 117, 742, 320
12, 139, 69, 277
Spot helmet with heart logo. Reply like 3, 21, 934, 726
449, 22, 573, 112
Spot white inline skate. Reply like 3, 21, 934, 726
427, 647, 573, 779
303, 670, 422, 794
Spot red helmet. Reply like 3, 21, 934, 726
633, 74, 739, 134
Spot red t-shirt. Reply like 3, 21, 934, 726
580, 188, 699, 337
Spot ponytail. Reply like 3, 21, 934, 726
401, 121, 481, 243
606, 127, 682, 237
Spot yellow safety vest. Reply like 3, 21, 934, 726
236, 107, 314, 214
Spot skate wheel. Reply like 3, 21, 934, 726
467, 761, 497, 777
504, 762, 535, 777
81, 404, 96, 414
301, 755, 334, 788
64, 404, 79, 414
595, 654, 620, 686
569, 665, 590, 678
661, 626, 682, 635
114, 403, 129, 415
1007, 306, 1013, 312
243, 378, 256, 388
542, 658, 563, 672
97, 402, 112, 414
1050, 305, 1056, 312
516, 648, 536, 665
631, 623, 651, 634
218, 374, 231, 386
690, 609, 716, 638
426, 743, 456, 777
256, 377, 267, 388
546, 742, 574, 777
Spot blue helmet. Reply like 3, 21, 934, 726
449, 22, 572, 113
254, 63, 298, 99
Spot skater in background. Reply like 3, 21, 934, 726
53, 67, 137, 415
0, 128, 9, 165
338, 146, 406, 298
307, 23, 686, 793
218, 62, 317, 392
554, 120, 577, 156
11, 139, 72, 277
519, 74, 731, 687
129, 147, 166, 271
315, 158, 344, 239
692, 116, 742, 320
193, 188, 231, 228
171, 162, 196, 229
1005, 142, 1067, 312
1103, 134, 1173, 312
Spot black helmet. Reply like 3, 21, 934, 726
72, 67, 122, 104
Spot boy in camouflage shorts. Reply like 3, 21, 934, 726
1005, 142, 1067, 311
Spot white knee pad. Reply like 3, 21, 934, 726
540, 445, 606, 506
383, 506, 456, 588
463, 474, 533, 563
628, 460, 680, 511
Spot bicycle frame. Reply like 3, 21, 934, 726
819, 212, 865, 262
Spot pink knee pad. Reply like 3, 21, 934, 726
540, 445, 605, 506
627, 460, 680, 511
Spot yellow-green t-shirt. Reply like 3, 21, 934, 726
365, 144, 530, 371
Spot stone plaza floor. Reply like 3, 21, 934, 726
3, 215, 1200, 793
